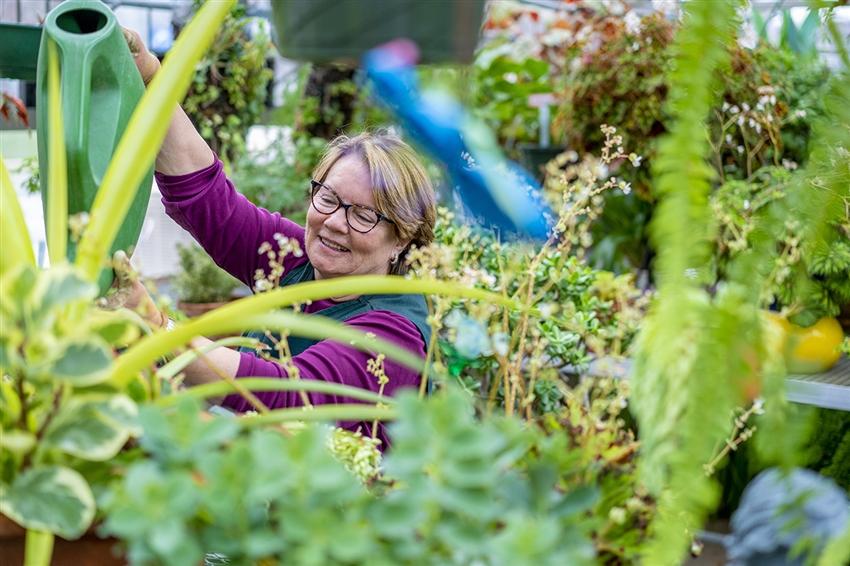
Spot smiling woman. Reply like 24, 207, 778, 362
115, 29, 437, 448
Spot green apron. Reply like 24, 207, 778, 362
240, 261, 431, 359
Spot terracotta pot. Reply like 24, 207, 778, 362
177, 299, 232, 318
0, 515, 126, 566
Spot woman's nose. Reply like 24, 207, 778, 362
324, 206, 349, 232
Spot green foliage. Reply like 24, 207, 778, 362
629, 1, 747, 563
411, 208, 648, 417
182, 2, 273, 165
229, 132, 325, 224
0, 266, 143, 540
471, 49, 553, 147
807, 409, 850, 492
102, 387, 654, 565
173, 244, 240, 304
712, 166, 850, 324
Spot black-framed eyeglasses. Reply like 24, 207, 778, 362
310, 179, 395, 234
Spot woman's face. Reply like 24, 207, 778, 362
304, 155, 404, 281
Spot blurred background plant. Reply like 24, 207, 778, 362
408, 125, 650, 419
173, 244, 241, 307
180, 1, 273, 167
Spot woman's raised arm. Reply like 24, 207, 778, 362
123, 28, 215, 175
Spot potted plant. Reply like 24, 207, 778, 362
269, 0, 485, 65
173, 244, 242, 318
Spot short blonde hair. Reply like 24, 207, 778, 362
312, 130, 436, 275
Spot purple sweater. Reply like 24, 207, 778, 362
155, 158, 426, 446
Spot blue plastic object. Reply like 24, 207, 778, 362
363, 40, 553, 242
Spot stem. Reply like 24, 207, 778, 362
157, 377, 393, 406
24, 530, 54, 566
189, 343, 270, 414
239, 404, 397, 427
419, 299, 446, 398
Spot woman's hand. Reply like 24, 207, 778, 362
100, 251, 167, 330
122, 27, 160, 85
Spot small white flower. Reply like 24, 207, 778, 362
730, 105, 740, 114
742, 102, 750, 112
722, 101, 730, 112
743, 199, 750, 210
736, 145, 745, 154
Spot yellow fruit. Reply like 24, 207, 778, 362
783, 316, 844, 374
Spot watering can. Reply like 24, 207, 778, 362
36, 0, 153, 293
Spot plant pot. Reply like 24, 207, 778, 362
269, 0, 486, 64
0, 23, 41, 81
517, 144, 567, 183
177, 299, 233, 318
0, 514, 125, 566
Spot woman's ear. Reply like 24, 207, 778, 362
391, 239, 410, 264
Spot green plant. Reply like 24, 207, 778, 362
181, 1, 273, 166
711, 166, 850, 325
229, 131, 325, 224
470, 50, 553, 149
0, 3, 238, 561
630, 1, 849, 564
174, 244, 241, 304
0, 266, 144, 542
101, 381, 655, 565
409, 126, 649, 419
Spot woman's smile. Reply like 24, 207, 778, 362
318, 235, 350, 253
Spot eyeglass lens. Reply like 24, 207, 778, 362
311, 183, 380, 232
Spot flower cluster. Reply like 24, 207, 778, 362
326, 427, 382, 484
252, 232, 303, 293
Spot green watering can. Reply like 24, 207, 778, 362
36, 0, 153, 293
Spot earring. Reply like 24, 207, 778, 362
390, 252, 399, 264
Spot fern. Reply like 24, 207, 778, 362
633, 0, 850, 560
630, 1, 752, 563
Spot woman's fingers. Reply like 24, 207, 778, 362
121, 27, 160, 84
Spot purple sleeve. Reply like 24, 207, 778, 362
155, 158, 308, 287
220, 310, 426, 445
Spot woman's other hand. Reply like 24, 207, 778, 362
122, 27, 160, 85
100, 251, 167, 330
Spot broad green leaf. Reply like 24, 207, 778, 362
0, 379, 22, 423
0, 157, 36, 274
0, 466, 95, 539
32, 266, 96, 316
88, 308, 142, 347
0, 429, 36, 454
0, 265, 37, 322
49, 338, 113, 386
45, 39, 68, 265
43, 394, 138, 460
75, 0, 236, 282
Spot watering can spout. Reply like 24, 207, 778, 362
36, 0, 153, 293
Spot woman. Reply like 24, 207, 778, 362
121, 30, 436, 446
